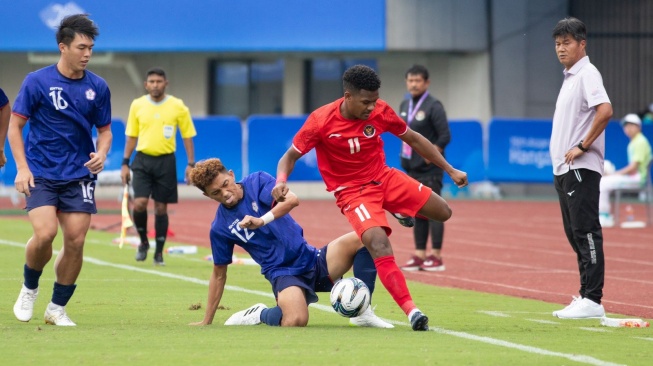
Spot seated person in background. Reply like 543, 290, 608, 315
599, 114, 652, 227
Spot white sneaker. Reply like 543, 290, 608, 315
552, 296, 581, 317
224, 303, 267, 325
350, 306, 394, 328
599, 213, 614, 228
555, 298, 605, 319
44, 303, 77, 326
14, 285, 39, 322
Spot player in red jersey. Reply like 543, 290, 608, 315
273, 65, 468, 331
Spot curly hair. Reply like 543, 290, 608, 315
343, 65, 381, 94
189, 158, 228, 193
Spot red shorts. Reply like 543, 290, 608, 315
334, 167, 432, 238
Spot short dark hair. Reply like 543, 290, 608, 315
552, 17, 586, 42
405, 64, 429, 80
343, 65, 381, 93
146, 67, 167, 80
56, 14, 98, 45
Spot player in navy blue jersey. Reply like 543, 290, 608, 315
188, 158, 393, 328
8, 14, 112, 326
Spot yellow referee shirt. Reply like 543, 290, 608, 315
126, 95, 197, 156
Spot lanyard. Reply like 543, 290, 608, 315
401, 91, 429, 159
407, 91, 429, 124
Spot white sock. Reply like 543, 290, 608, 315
408, 308, 420, 321
47, 302, 63, 311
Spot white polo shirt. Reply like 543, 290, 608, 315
550, 56, 611, 176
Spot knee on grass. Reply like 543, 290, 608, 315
280, 312, 309, 327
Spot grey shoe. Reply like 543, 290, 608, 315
392, 213, 415, 228
153, 252, 165, 266
410, 310, 429, 331
135, 243, 149, 261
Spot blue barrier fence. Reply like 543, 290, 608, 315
2, 117, 652, 186
381, 120, 486, 183
175, 116, 242, 181
487, 119, 553, 183
247, 115, 321, 181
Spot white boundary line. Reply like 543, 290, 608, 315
0, 239, 623, 366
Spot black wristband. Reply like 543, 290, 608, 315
188, 162, 196, 168
577, 141, 589, 153
122, 158, 130, 166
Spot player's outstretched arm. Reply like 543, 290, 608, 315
401, 129, 468, 188
273, 147, 302, 202
190, 264, 228, 326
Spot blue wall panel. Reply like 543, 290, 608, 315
175, 116, 242, 181
382, 120, 485, 183
247, 116, 323, 181
4, 0, 385, 52
487, 119, 553, 183
486, 119, 653, 183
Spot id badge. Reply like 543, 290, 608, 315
163, 125, 174, 139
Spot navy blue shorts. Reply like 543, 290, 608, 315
25, 178, 97, 214
269, 245, 334, 305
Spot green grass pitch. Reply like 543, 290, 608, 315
1, 218, 651, 365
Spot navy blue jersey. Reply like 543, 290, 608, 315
209, 171, 318, 281
0, 88, 8, 109
12, 65, 111, 180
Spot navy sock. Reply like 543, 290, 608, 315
133, 209, 149, 246
260, 306, 283, 326
353, 247, 377, 300
23, 264, 42, 290
154, 214, 169, 254
51, 282, 77, 307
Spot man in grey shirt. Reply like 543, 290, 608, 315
549, 17, 613, 319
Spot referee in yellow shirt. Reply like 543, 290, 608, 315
121, 67, 197, 265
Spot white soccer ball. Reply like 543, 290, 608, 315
330, 277, 370, 318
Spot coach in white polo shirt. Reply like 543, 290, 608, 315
549, 17, 613, 320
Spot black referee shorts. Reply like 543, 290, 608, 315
131, 152, 178, 203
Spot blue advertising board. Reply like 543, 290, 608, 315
487, 119, 553, 183
382, 120, 486, 183
176, 116, 242, 181
247, 116, 323, 181
3, 0, 385, 52
486, 119, 653, 183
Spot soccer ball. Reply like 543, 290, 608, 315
330, 277, 370, 318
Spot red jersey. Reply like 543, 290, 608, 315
292, 98, 408, 192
